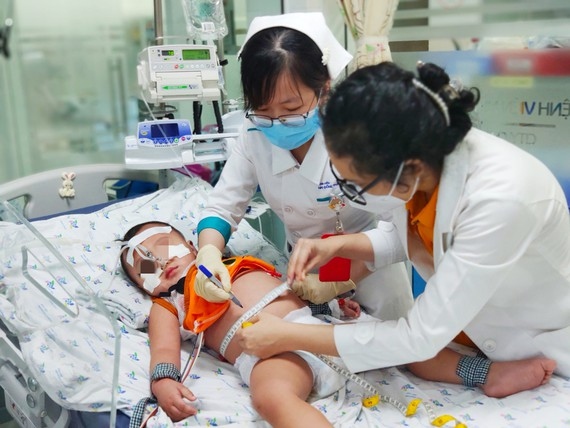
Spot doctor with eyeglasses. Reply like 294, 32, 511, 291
193, 12, 413, 321
236, 61, 570, 391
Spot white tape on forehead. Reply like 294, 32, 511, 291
125, 226, 172, 266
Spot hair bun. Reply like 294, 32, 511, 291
438, 84, 460, 105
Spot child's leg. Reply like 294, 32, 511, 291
407, 347, 463, 383
249, 352, 332, 428
407, 347, 556, 398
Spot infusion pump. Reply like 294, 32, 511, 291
125, 118, 239, 169
137, 44, 221, 103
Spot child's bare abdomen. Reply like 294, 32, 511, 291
204, 271, 306, 364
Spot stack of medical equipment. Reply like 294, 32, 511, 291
128, 39, 238, 169
128, 38, 239, 168
127, 0, 235, 174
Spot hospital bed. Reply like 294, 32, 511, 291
1, 166, 570, 428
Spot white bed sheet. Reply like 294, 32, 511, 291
1, 175, 570, 427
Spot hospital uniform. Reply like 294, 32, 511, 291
198, 121, 413, 320
334, 128, 570, 376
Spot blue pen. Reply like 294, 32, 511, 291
198, 264, 244, 308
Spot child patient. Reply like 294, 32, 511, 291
120, 221, 357, 428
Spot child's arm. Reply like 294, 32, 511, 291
148, 304, 198, 422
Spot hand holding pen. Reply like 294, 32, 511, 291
198, 264, 243, 308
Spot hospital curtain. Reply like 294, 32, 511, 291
336, 0, 399, 69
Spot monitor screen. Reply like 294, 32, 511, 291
151, 123, 179, 138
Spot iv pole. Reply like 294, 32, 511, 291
143, 0, 229, 183
0, 0, 14, 59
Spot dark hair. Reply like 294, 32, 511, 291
240, 27, 330, 111
119, 221, 185, 283
321, 61, 479, 180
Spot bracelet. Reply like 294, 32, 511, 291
456, 355, 492, 387
130, 363, 182, 428
151, 363, 181, 385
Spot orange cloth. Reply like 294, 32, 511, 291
406, 186, 439, 256
152, 256, 280, 333
453, 331, 477, 348
406, 186, 477, 349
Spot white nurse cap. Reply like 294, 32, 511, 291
238, 12, 353, 79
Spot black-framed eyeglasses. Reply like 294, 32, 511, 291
245, 96, 318, 128
329, 160, 384, 206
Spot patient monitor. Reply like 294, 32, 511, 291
137, 44, 221, 103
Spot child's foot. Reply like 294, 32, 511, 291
481, 358, 556, 398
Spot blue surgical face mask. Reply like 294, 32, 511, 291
258, 107, 320, 150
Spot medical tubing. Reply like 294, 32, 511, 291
212, 99, 225, 170
181, 332, 204, 382
213, 100, 224, 133
130, 363, 180, 428
193, 101, 202, 134
135, 333, 204, 428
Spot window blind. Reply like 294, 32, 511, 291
391, 0, 570, 42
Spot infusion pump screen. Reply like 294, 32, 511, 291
151, 123, 178, 138
137, 119, 192, 147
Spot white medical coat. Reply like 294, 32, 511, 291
335, 128, 570, 376
200, 119, 412, 319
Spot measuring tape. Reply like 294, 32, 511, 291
315, 353, 409, 413
219, 281, 467, 427
314, 354, 465, 426
219, 282, 291, 358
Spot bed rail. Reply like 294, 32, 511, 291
0, 326, 71, 427
0, 164, 159, 219
0, 199, 122, 428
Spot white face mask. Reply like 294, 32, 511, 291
348, 162, 419, 214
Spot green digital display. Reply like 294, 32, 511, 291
182, 49, 211, 61
161, 50, 175, 56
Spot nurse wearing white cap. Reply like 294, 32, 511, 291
194, 12, 413, 321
